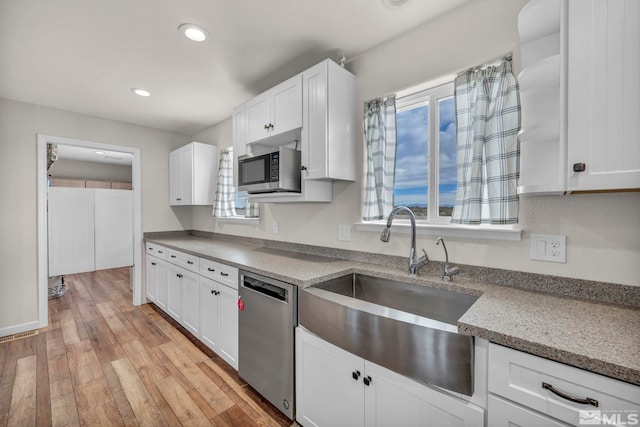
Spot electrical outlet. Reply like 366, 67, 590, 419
338, 224, 352, 241
272, 220, 279, 234
530, 234, 566, 263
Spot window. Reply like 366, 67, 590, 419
394, 83, 455, 224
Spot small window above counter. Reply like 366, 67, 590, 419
233, 59, 357, 203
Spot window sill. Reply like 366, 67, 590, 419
214, 216, 260, 224
354, 221, 522, 241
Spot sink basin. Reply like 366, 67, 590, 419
298, 273, 478, 395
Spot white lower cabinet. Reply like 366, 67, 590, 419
296, 327, 484, 427
199, 276, 239, 369
488, 343, 640, 427
166, 263, 198, 324
181, 268, 200, 336
145, 255, 167, 309
488, 395, 570, 427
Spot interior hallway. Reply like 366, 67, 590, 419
0, 267, 290, 426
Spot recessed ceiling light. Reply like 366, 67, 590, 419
95, 151, 105, 155
131, 88, 151, 97
381, 0, 413, 9
179, 23, 208, 42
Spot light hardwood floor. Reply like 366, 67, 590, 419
0, 268, 291, 426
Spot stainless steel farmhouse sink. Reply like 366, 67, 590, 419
298, 274, 479, 395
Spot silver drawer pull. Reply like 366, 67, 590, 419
171, 255, 176, 258
220, 272, 229, 277
542, 382, 599, 407
187, 260, 194, 264
158, 250, 163, 254
207, 268, 215, 272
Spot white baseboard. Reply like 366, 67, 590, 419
0, 321, 41, 338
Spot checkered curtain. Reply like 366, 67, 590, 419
451, 59, 521, 224
363, 97, 397, 221
213, 148, 236, 218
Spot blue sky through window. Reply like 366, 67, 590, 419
393, 96, 457, 216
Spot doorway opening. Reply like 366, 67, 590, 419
37, 134, 143, 329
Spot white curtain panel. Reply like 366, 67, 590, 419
362, 96, 397, 221
213, 148, 237, 218
452, 59, 521, 225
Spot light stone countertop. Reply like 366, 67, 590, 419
146, 235, 640, 386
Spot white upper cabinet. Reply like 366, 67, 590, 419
566, 0, 640, 192
236, 58, 357, 203
169, 142, 218, 206
518, 0, 640, 195
245, 74, 302, 145
302, 59, 357, 182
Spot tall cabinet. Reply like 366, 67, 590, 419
169, 142, 218, 206
517, 0, 640, 195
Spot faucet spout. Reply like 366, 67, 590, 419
380, 206, 429, 276
436, 237, 459, 281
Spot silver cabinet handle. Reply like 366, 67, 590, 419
220, 272, 229, 277
207, 268, 215, 272
176, 273, 183, 278
542, 382, 599, 407
187, 260, 194, 265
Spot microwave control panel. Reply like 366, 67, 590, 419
270, 153, 279, 182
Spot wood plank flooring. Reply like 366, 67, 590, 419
0, 268, 291, 427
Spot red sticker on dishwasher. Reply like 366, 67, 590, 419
238, 297, 245, 311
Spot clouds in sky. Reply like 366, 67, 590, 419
394, 97, 458, 209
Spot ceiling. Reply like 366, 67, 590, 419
0, 0, 469, 135
55, 145, 133, 166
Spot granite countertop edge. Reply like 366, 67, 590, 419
145, 235, 640, 387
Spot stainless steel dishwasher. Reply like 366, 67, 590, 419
238, 270, 297, 419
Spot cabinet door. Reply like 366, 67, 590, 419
246, 92, 271, 143
271, 74, 302, 137
181, 269, 200, 336
488, 395, 569, 427
199, 277, 220, 352
217, 283, 238, 369
155, 259, 167, 311
302, 62, 328, 180
48, 187, 95, 276
169, 149, 183, 205
567, 0, 640, 191
145, 256, 158, 302
232, 105, 247, 188
364, 361, 484, 427
296, 327, 364, 427
179, 145, 194, 204
166, 264, 184, 322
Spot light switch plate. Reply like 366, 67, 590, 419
530, 234, 566, 263
338, 224, 352, 241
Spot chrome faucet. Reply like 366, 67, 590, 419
436, 237, 459, 281
380, 206, 429, 276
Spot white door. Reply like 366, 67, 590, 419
271, 74, 302, 136
199, 277, 220, 352
217, 283, 238, 369
48, 187, 95, 276
364, 361, 484, 427
296, 327, 364, 427
166, 264, 183, 322
181, 269, 200, 336
246, 92, 271, 143
94, 189, 133, 271
145, 256, 158, 302
155, 259, 167, 311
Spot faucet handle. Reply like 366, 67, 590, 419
416, 249, 429, 266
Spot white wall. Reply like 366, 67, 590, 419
192, 0, 640, 287
0, 97, 192, 330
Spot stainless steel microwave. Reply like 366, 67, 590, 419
238, 147, 301, 194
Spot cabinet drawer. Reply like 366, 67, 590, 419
166, 249, 199, 273
199, 258, 238, 289
488, 395, 570, 427
489, 343, 640, 426
145, 242, 167, 260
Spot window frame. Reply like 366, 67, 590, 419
394, 82, 455, 225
